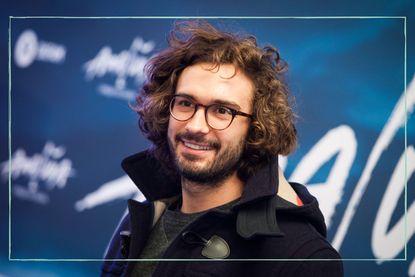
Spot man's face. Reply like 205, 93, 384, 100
167, 63, 254, 185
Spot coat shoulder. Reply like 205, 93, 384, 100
101, 213, 131, 276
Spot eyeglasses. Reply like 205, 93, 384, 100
169, 95, 253, 130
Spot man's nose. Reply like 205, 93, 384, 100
185, 108, 210, 134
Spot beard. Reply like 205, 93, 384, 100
168, 132, 245, 186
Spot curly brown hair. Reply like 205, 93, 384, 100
136, 20, 297, 181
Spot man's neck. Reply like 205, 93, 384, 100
180, 172, 244, 214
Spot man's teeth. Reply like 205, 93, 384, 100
184, 142, 211, 150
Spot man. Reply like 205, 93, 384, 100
102, 20, 343, 276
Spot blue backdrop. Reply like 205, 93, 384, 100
1, 1, 414, 276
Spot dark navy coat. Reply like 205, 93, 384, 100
101, 151, 343, 276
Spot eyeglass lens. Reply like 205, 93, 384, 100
170, 96, 234, 130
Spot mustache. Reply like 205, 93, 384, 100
175, 132, 220, 149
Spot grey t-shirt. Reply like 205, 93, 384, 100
132, 198, 237, 277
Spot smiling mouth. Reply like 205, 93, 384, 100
183, 141, 213, 151
176, 133, 220, 152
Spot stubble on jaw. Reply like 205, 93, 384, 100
168, 132, 246, 187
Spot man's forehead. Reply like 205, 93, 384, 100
176, 63, 254, 108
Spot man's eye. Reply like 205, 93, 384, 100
214, 106, 233, 115
177, 100, 193, 107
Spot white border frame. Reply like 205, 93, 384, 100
8, 15, 407, 262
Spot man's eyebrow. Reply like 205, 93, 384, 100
175, 93, 196, 100
175, 93, 242, 110
212, 99, 241, 110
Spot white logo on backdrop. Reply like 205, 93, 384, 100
74, 175, 145, 212
83, 37, 155, 101
1, 141, 75, 205
14, 29, 66, 68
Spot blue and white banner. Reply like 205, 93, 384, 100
1, 6, 414, 276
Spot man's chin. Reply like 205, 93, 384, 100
175, 159, 215, 183
177, 159, 237, 185
178, 159, 210, 173
180, 169, 217, 184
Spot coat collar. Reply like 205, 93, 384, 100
121, 150, 279, 205
121, 151, 181, 201
122, 150, 284, 239
122, 150, 327, 240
